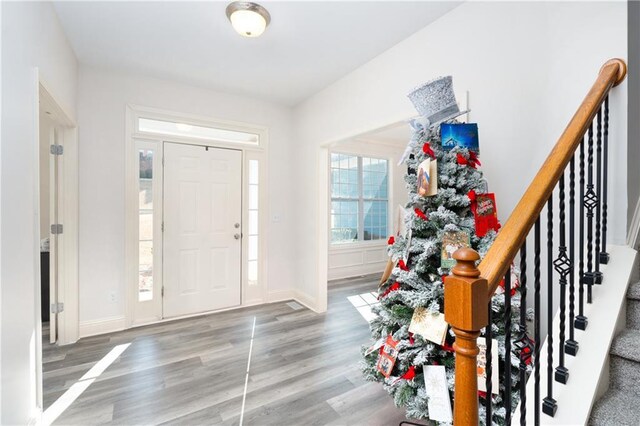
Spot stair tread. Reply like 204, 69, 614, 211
627, 281, 640, 301
590, 388, 640, 425
611, 329, 640, 362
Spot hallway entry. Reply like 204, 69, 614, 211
163, 142, 242, 317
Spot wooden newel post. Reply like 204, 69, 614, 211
444, 247, 489, 426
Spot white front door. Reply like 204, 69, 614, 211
163, 142, 242, 318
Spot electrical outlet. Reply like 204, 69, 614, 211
109, 292, 117, 303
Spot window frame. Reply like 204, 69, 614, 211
330, 153, 390, 245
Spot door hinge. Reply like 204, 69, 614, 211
51, 224, 63, 235
50, 144, 64, 155
161, 287, 164, 297
51, 302, 64, 314
161, 222, 164, 232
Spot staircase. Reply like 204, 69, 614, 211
590, 281, 640, 425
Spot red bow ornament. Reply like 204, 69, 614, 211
398, 260, 409, 271
387, 236, 395, 245
422, 142, 435, 158
380, 282, 401, 299
457, 152, 481, 169
414, 208, 428, 221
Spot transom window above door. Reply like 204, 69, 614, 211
137, 117, 260, 145
330, 153, 389, 244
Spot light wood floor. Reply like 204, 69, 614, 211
43, 275, 427, 425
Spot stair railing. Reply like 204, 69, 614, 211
444, 58, 627, 425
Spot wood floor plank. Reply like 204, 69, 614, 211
44, 276, 423, 425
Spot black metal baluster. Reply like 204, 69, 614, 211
519, 243, 528, 426
543, 197, 558, 417
554, 173, 570, 384
583, 123, 597, 301
566, 156, 579, 355
504, 270, 512, 424
600, 96, 610, 264
534, 218, 541, 426
486, 304, 493, 426
575, 137, 588, 330
594, 109, 603, 284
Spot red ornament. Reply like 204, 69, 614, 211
457, 152, 481, 169
400, 365, 416, 381
398, 260, 409, 271
414, 208, 428, 221
478, 390, 488, 398
422, 142, 435, 158
380, 282, 401, 298
387, 236, 395, 245
442, 343, 455, 353
409, 332, 415, 345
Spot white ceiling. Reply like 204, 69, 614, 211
53, 1, 461, 106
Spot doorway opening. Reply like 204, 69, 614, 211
325, 122, 412, 321
38, 81, 80, 413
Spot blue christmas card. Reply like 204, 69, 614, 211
440, 123, 479, 153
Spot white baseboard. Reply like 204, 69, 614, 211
328, 261, 386, 281
267, 289, 295, 303
294, 289, 320, 313
79, 316, 126, 338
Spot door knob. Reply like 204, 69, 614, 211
234, 223, 240, 228
234, 233, 241, 240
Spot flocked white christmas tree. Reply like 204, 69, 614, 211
360, 78, 532, 425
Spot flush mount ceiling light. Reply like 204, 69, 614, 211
226, 2, 271, 38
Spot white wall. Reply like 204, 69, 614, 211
293, 1, 628, 309
0, 1, 78, 423
77, 66, 295, 325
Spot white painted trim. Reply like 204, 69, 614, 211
79, 316, 127, 338
267, 289, 295, 303
627, 195, 640, 248
295, 289, 321, 313
513, 244, 638, 425
38, 81, 80, 347
327, 262, 387, 281
125, 105, 270, 328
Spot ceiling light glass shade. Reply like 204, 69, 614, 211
226, 2, 271, 38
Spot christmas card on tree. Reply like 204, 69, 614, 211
423, 365, 453, 423
472, 193, 499, 237
441, 123, 479, 153
365, 337, 385, 356
441, 231, 470, 268
376, 335, 399, 377
417, 159, 438, 197
408, 307, 448, 345
395, 205, 409, 237
477, 338, 499, 395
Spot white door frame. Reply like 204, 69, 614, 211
125, 105, 269, 328
34, 75, 79, 417
38, 80, 80, 346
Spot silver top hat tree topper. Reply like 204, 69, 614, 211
399, 76, 469, 165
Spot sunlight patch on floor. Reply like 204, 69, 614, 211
347, 292, 379, 322
42, 342, 131, 426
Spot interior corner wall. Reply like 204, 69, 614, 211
0, 1, 78, 424
628, 0, 640, 234
77, 66, 295, 325
292, 1, 627, 308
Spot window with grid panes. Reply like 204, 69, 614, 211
330, 153, 388, 244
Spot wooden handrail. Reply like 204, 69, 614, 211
444, 58, 627, 425
479, 58, 627, 295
